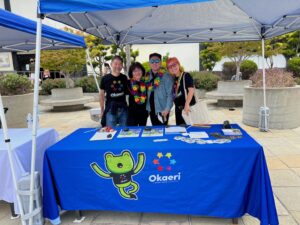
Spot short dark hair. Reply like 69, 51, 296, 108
111, 55, 123, 63
128, 62, 146, 79
149, 53, 162, 60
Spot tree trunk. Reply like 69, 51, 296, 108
236, 62, 241, 75
99, 61, 103, 76
65, 72, 75, 88
270, 56, 274, 68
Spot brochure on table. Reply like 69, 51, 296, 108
90, 131, 117, 141
222, 129, 242, 136
165, 126, 187, 134
142, 128, 164, 137
117, 128, 142, 138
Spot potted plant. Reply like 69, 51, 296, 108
243, 68, 300, 129
0, 73, 33, 128
39, 49, 94, 110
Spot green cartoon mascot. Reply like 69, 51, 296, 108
90, 150, 145, 200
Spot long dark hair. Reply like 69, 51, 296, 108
128, 62, 146, 79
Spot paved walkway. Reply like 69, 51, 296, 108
1, 100, 300, 225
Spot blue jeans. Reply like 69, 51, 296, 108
106, 107, 128, 127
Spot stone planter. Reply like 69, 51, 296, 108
84, 92, 99, 102
195, 89, 206, 99
243, 85, 300, 129
40, 87, 94, 111
206, 80, 252, 107
2, 93, 33, 128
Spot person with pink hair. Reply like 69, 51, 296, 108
166, 57, 196, 125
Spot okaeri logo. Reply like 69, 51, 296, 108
149, 152, 181, 183
91, 150, 145, 200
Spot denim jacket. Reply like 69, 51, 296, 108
146, 70, 174, 114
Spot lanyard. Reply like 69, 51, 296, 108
175, 72, 184, 96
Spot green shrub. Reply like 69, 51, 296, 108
287, 57, 300, 77
250, 69, 295, 88
0, 73, 32, 96
222, 62, 236, 80
41, 79, 66, 95
142, 62, 151, 72
240, 60, 258, 80
75, 76, 101, 93
189, 71, 221, 91
295, 77, 300, 85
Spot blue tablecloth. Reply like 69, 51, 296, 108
43, 124, 278, 225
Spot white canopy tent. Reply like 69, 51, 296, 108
32, 0, 300, 224
39, 0, 300, 44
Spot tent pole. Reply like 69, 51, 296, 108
28, 15, 43, 225
125, 45, 131, 74
86, 49, 100, 92
0, 96, 26, 225
260, 38, 269, 131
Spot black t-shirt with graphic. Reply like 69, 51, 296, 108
174, 72, 196, 107
110, 171, 133, 185
100, 73, 128, 103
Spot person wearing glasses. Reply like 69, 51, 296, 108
166, 57, 196, 125
127, 62, 148, 126
145, 53, 174, 125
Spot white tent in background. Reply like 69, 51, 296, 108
28, 0, 300, 224
0, 8, 85, 225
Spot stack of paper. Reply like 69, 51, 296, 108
90, 131, 117, 141
165, 126, 187, 134
222, 129, 242, 136
188, 132, 209, 139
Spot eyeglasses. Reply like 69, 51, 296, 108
149, 59, 161, 64
167, 63, 178, 69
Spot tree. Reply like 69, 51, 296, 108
110, 45, 140, 71
85, 35, 111, 76
131, 49, 139, 62
218, 41, 260, 75
41, 49, 86, 88
264, 38, 284, 68
277, 31, 300, 62
200, 43, 221, 71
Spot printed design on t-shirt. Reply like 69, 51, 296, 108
90, 150, 146, 200
110, 80, 124, 98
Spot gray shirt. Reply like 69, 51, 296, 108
146, 70, 174, 114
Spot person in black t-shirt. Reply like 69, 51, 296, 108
127, 62, 148, 126
100, 56, 128, 127
166, 57, 196, 125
